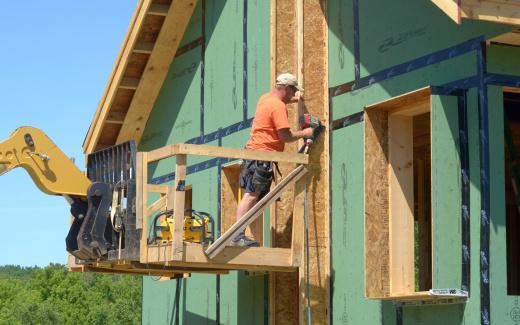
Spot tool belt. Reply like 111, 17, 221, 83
240, 160, 281, 194
251, 161, 273, 193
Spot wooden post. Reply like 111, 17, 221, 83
291, 177, 306, 266
171, 154, 187, 261
137, 152, 149, 263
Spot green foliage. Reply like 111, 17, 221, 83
0, 264, 141, 325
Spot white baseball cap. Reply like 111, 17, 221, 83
276, 73, 303, 91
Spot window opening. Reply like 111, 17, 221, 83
505, 91, 520, 295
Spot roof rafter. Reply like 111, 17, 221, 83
116, 0, 197, 145
83, 0, 198, 154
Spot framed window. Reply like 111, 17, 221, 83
364, 87, 464, 301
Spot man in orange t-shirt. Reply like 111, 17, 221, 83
231, 73, 315, 247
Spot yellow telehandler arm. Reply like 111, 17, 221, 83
0, 126, 90, 198
0, 127, 141, 261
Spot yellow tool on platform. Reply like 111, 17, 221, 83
151, 209, 214, 245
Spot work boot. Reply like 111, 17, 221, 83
230, 234, 259, 247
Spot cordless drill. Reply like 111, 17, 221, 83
298, 113, 324, 153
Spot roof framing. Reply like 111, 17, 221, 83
431, 0, 520, 26
83, 0, 198, 154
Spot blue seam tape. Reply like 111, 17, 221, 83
485, 73, 520, 88
477, 42, 491, 325
330, 36, 484, 97
331, 111, 364, 131
458, 91, 471, 293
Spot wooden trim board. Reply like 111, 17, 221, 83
147, 143, 309, 164
144, 243, 296, 272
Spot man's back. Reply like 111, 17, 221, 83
246, 92, 290, 152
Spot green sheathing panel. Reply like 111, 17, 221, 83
431, 95, 461, 289
327, 0, 355, 86
140, 0, 270, 324
331, 124, 386, 324
246, 0, 271, 120
465, 88, 484, 324
488, 86, 518, 325
487, 45, 520, 76
204, 0, 243, 130
180, 3, 202, 47
356, 2, 510, 78
141, 278, 178, 325
328, 0, 518, 324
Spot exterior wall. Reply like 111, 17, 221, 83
137, 0, 520, 324
328, 0, 519, 324
140, 0, 271, 324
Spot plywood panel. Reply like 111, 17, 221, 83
300, 0, 330, 323
388, 114, 415, 294
272, 0, 300, 324
364, 108, 390, 298
221, 163, 263, 245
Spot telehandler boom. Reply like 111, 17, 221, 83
0, 126, 141, 262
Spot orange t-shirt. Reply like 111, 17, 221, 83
246, 93, 289, 152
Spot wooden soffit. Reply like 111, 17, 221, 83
431, 0, 520, 26
83, 0, 198, 154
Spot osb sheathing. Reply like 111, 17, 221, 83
271, 0, 329, 324
270, 0, 299, 323
301, 0, 329, 323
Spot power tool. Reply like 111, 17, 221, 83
298, 113, 324, 153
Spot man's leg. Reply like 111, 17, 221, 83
231, 191, 261, 247
236, 191, 260, 221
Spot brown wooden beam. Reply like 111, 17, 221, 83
145, 243, 296, 272
147, 143, 309, 164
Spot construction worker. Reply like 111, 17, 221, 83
231, 73, 315, 247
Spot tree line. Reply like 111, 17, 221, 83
0, 264, 141, 325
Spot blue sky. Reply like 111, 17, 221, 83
0, 1, 137, 266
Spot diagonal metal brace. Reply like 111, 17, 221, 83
205, 164, 308, 259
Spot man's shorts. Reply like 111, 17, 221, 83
239, 160, 273, 198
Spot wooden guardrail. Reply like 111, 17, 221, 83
135, 143, 309, 272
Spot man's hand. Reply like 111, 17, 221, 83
278, 127, 315, 143
289, 90, 303, 103
301, 127, 314, 138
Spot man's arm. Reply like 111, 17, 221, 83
278, 127, 315, 143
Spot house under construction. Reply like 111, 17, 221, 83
67, 0, 520, 324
